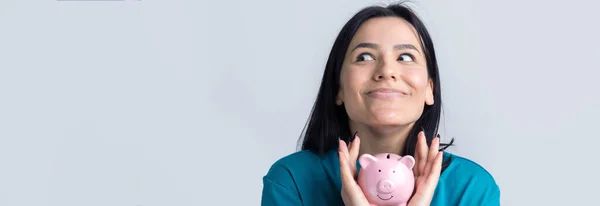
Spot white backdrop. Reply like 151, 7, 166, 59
1, 0, 598, 205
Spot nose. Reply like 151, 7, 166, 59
375, 74, 396, 81
374, 60, 399, 81
377, 180, 395, 194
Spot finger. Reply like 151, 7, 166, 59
338, 150, 354, 198
428, 135, 440, 163
338, 144, 363, 196
339, 139, 350, 162
423, 137, 440, 176
347, 140, 355, 176
425, 151, 443, 189
349, 135, 360, 161
349, 135, 361, 176
415, 131, 428, 176
347, 141, 353, 159
338, 140, 352, 182
409, 151, 443, 206
338, 150, 354, 185
339, 139, 371, 206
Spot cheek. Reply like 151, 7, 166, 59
340, 66, 371, 97
403, 67, 429, 92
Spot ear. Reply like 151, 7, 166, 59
398, 156, 415, 170
358, 154, 377, 169
336, 90, 344, 105
425, 79, 434, 106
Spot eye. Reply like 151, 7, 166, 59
356, 53, 375, 62
393, 170, 395, 173
378, 169, 381, 172
398, 53, 414, 62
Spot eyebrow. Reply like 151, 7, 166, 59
351, 43, 420, 53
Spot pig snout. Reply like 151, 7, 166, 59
377, 180, 395, 194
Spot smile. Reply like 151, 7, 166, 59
365, 88, 408, 99
366, 91, 406, 99
377, 194, 393, 200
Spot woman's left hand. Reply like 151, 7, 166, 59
408, 131, 444, 206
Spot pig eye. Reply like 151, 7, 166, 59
393, 170, 395, 173
378, 169, 381, 172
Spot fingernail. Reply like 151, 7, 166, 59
348, 131, 358, 142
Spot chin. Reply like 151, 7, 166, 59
368, 117, 409, 127
371, 112, 407, 123
369, 121, 409, 129
368, 107, 419, 123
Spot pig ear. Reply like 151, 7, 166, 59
358, 154, 377, 168
398, 156, 415, 170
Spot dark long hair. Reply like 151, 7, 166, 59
298, 2, 454, 171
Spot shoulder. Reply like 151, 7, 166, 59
434, 152, 501, 205
265, 150, 324, 175
443, 153, 497, 184
263, 150, 326, 189
269, 150, 324, 168
262, 150, 338, 205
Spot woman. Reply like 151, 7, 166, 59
261, 3, 500, 206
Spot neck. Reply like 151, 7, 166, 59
350, 122, 413, 156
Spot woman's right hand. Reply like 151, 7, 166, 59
338, 135, 370, 206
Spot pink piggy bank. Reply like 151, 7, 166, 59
357, 153, 416, 206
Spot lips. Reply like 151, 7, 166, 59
366, 88, 407, 99
367, 88, 407, 95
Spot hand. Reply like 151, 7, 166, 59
338, 136, 370, 206
408, 131, 444, 206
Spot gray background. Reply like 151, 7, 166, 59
0, 0, 598, 205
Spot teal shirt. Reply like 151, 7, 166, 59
261, 148, 500, 206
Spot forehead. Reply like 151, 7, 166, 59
348, 17, 422, 49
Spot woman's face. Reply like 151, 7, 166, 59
337, 17, 434, 130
